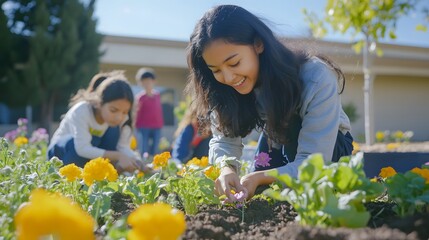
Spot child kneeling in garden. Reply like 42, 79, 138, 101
48, 73, 142, 173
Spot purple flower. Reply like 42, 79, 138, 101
254, 152, 271, 168
17, 118, 28, 127
4, 130, 18, 142
29, 128, 49, 143
234, 191, 246, 202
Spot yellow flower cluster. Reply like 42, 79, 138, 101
187, 156, 209, 168
386, 143, 400, 151
204, 165, 220, 181
177, 157, 210, 177
379, 166, 397, 179
59, 164, 82, 182
14, 189, 95, 240
127, 203, 186, 240
411, 168, 429, 184
82, 157, 118, 186
152, 152, 171, 169
14, 136, 28, 147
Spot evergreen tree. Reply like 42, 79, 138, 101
0, 0, 102, 131
0, 0, 13, 83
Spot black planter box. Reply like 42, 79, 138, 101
363, 152, 429, 178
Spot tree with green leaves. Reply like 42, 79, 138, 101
0, 0, 102, 132
303, 0, 426, 145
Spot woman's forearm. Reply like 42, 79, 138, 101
254, 170, 277, 185
103, 150, 121, 163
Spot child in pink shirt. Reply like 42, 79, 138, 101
134, 68, 164, 158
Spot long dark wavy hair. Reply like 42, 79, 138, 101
186, 5, 344, 144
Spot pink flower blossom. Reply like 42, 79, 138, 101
233, 191, 246, 202
29, 128, 49, 143
4, 130, 18, 142
17, 118, 28, 126
254, 152, 271, 168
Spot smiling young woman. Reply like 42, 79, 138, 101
186, 5, 353, 201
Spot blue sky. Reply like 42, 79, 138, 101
94, 0, 429, 47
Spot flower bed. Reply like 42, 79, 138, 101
109, 190, 429, 240
2, 123, 429, 240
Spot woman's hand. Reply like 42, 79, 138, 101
136, 160, 153, 173
215, 166, 248, 202
241, 170, 276, 199
116, 154, 140, 173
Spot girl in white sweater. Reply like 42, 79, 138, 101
48, 74, 140, 172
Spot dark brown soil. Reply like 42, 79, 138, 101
109, 191, 429, 240
183, 199, 428, 240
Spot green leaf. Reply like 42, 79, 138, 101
339, 210, 370, 228
389, 30, 397, 39
299, 154, 324, 184
264, 189, 288, 201
416, 24, 428, 32
334, 166, 358, 192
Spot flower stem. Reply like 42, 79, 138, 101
241, 206, 245, 223
94, 195, 101, 225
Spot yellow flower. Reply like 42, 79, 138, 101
177, 166, 186, 177
14, 136, 28, 147
247, 140, 258, 147
82, 157, 118, 186
137, 171, 145, 178
127, 203, 185, 240
186, 157, 200, 166
386, 143, 400, 150
130, 135, 137, 150
352, 141, 360, 154
200, 156, 209, 167
152, 152, 171, 169
379, 166, 397, 179
186, 156, 209, 168
59, 164, 82, 182
393, 130, 404, 140
411, 168, 429, 184
15, 189, 95, 240
370, 177, 378, 183
204, 165, 220, 181
375, 131, 385, 142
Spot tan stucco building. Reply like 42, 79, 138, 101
100, 35, 429, 142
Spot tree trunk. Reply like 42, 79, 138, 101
39, 92, 56, 135
363, 35, 375, 145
